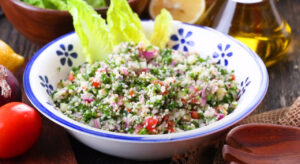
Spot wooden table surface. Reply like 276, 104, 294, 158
0, 0, 300, 163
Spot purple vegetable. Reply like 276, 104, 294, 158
140, 68, 149, 73
0, 65, 21, 106
94, 119, 100, 129
124, 118, 130, 128
121, 67, 128, 75
139, 95, 144, 103
143, 51, 154, 60
81, 93, 94, 103
188, 85, 195, 92
170, 60, 176, 67
217, 114, 225, 120
201, 86, 207, 107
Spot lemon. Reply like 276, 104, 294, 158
149, 0, 206, 24
0, 40, 25, 73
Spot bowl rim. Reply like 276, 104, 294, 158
23, 21, 269, 142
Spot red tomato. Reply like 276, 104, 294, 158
191, 111, 200, 119
68, 72, 75, 81
92, 81, 100, 88
0, 102, 42, 159
231, 75, 236, 80
129, 90, 135, 97
168, 121, 175, 133
144, 117, 158, 134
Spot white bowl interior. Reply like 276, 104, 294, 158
24, 21, 268, 141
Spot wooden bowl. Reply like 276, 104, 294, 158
0, 0, 149, 46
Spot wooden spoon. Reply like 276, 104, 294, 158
222, 123, 300, 164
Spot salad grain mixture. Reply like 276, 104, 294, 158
52, 42, 239, 134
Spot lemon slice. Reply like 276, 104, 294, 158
0, 40, 25, 73
149, 0, 206, 24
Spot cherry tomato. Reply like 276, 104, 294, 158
0, 102, 42, 159
143, 117, 158, 134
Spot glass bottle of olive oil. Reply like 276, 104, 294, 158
199, 0, 292, 67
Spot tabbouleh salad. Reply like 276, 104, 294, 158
52, 42, 239, 135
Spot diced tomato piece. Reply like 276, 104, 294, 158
168, 127, 175, 133
163, 114, 170, 122
92, 81, 100, 88
68, 73, 75, 81
126, 108, 131, 112
181, 98, 187, 103
162, 89, 169, 96
191, 111, 199, 119
159, 81, 164, 86
231, 75, 236, 80
129, 90, 135, 97
216, 106, 224, 112
143, 117, 158, 134
191, 98, 199, 104
189, 93, 197, 99
168, 121, 175, 133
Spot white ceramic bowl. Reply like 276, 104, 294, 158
24, 21, 268, 160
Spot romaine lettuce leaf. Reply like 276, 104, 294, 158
85, 0, 106, 8
21, 0, 46, 8
67, 0, 112, 63
150, 9, 173, 48
107, 0, 149, 46
48, 0, 67, 10
21, 0, 104, 10
21, 0, 65, 10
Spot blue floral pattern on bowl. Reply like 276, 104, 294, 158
170, 28, 194, 52
238, 77, 251, 98
56, 44, 78, 67
46, 101, 54, 106
39, 75, 53, 96
212, 43, 233, 66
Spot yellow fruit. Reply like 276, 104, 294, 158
0, 40, 25, 73
149, 0, 206, 24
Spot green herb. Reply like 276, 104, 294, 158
82, 109, 97, 122
167, 101, 178, 110
101, 74, 111, 84
139, 128, 148, 134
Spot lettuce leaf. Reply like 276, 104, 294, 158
21, 0, 47, 8
48, 0, 67, 10
107, 0, 149, 46
21, 0, 105, 10
67, 0, 112, 63
85, 0, 106, 8
21, 0, 66, 10
150, 9, 173, 48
